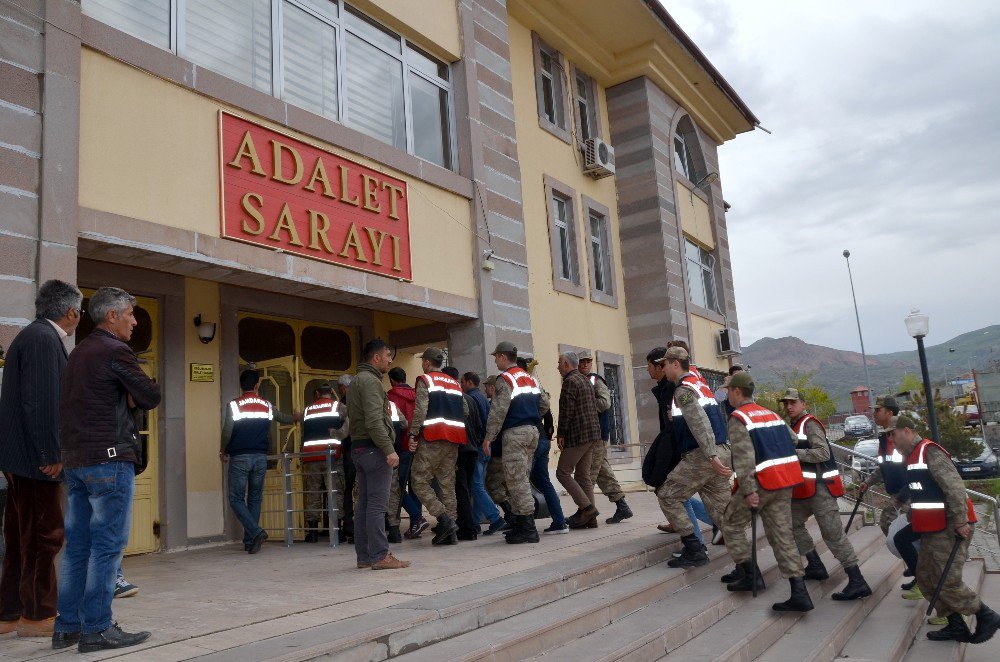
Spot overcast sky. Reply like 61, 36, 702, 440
663, 0, 1000, 354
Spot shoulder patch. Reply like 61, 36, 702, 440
677, 389, 695, 406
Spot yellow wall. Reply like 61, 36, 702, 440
372, 311, 431, 387
184, 278, 225, 538
78, 50, 475, 300
690, 313, 728, 373
507, 19, 640, 462
675, 181, 716, 250
357, 0, 461, 61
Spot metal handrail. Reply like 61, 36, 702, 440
264, 449, 342, 548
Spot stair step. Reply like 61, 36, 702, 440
965, 571, 1000, 662
654, 526, 886, 662
902, 558, 986, 662
834, 573, 927, 662
756, 552, 903, 661
525, 520, 878, 662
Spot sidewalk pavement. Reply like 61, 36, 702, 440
0, 490, 676, 661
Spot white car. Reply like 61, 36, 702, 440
851, 438, 880, 476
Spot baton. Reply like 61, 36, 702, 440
845, 484, 868, 534
750, 507, 759, 598
926, 535, 964, 616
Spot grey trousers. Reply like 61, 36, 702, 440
353, 447, 392, 565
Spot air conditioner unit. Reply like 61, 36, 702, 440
718, 328, 741, 356
583, 138, 615, 179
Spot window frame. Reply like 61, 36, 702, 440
596, 350, 633, 460
543, 175, 585, 298
569, 64, 601, 145
684, 237, 721, 314
532, 32, 571, 144
582, 195, 618, 308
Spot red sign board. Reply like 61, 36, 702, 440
219, 111, 411, 280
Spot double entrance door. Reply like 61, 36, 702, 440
235, 313, 355, 539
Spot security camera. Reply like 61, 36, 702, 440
483, 248, 495, 260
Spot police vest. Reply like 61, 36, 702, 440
389, 399, 404, 448
226, 393, 274, 456
589, 373, 612, 441
671, 372, 728, 454
730, 403, 804, 491
906, 439, 977, 533
301, 398, 343, 463
417, 372, 467, 444
877, 431, 907, 495
791, 414, 845, 500
500, 367, 542, 432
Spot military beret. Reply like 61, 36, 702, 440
728, 371, 754, 390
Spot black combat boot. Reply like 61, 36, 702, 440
506, 515, 540, 544
500, 501, 516, 528
971, 603, 1000, 644
667, 534, 709, 568
304, 521, 319, 543
387, 525, 402, 544
802, 550, 829, 581
832, 565, 872, 601
726, 561, 766, 593
927, 613, 972, 641
431, 514, 459, 545
605, 498, 633, 524
721, 563, 745, 583
772, 578, 814, 612
901, 578, 917, 591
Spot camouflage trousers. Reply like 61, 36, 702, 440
410, 440, 459, 520
916, 527, 981, 616
656, 447, 746, 553
879, 501, 901, 536
302, 457, 344, 523
387, 465, 401, 527
493, 425, 539, 516
791, 486, 858, 567
590, 441, 625, 503
725, 486, 804, 579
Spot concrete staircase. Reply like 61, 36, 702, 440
193, 516, 987, 662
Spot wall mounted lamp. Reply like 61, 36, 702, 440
193, 314, 217, 344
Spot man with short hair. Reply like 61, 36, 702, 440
56, 287, 161, 652
860, 395, 906, 535
350, 339, 409, 570
0, 280, 81, 640
221, 369, 298, 553
300, 383, 345, 543
386, 367, 424, 541
556, 352, 601, 529
781, 388, 871, 601
462, 373, 505, 536
893, 415, 999, 644
483, 342, 550, 544
443, 366, 481, 540
408, 348, 468, 546
578, 350, 632, 525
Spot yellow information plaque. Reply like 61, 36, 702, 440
190, 363, 215, 382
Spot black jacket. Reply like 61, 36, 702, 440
642, 378, 678, 489
60, 329, 161, 467
0, 320, 68, 480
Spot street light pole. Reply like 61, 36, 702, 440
905, 309, 940, 444
843, 250, 874, 412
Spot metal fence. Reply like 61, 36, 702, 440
257, 449, 342, 548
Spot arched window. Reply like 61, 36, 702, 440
673, 116, 707, 182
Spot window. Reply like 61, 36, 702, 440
674, 134, 695, 180
685, 239, 720, 312
603, 362, 627, 450
543, 176, 584, 297
533, 33, 569, 142
81, 0, 455, 170
673, 116, 706, 183
572, 68, 599, 143
582, 196, 617, 307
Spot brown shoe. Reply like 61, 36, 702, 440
357, 561, 371, 569
17, 616, 55, 638
371, 553, 411, 570
0, 619, 18, 635
657, 523, 677, 534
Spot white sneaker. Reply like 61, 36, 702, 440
544, 523, 570, 535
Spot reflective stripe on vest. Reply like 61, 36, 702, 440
790, 414, 844, 500
906, 439, 977, 533
303, 400, 341, 421
500, 367, 543, 431
731, 404, 803, 491
671, 371, 728, 453
231, 396, 273, 421
877, 432, 908, 495
419, 372, 467, 444
302, 398, 344, 463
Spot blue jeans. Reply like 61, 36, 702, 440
472, 455, 501, 525
228, 453, 267, 545
685, 497, 713, 544
55, 462, 134, 635
531, 437, 565, 527
397, 449, 422, 521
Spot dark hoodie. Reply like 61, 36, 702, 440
387, 383, 416, 452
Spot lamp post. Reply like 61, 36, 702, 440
905, 308, 939, 443
843, 250, 874, 412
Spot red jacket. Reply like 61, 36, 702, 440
387, 384, 416, 452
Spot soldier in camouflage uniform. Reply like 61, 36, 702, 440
781, 388, 872, 601
484, 342, 550, 544
724, 372, 814, 612
893, 415, 999, 644
860, 396, 906, 535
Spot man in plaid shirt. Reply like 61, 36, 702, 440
556, 351, 602, 529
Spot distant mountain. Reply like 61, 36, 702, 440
741, 325, 1000, 411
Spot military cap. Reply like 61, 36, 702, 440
661, 346, 689, 362
886, 415, 899, 430
578, 349, 593, 361
875, 395, 899, 411
419, 347, 446, 363
728, 371, 754, 390
484, 375, 498, 387
895, 414, 918, 430
779, 387, 803, 402
492, 341, 517, 355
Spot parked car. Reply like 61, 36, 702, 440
954, 439, 1000, 479
850, 438, 880, 479
844, 415, 874, 438
952, 404, 981, 428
